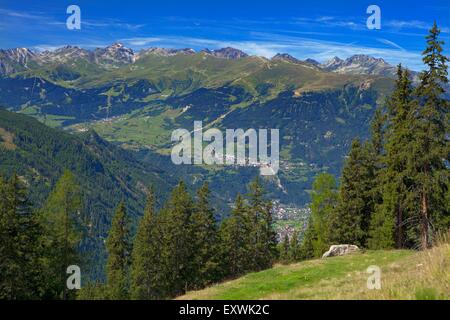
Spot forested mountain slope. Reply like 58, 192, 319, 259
0, 108, 175, 277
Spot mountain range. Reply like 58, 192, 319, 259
0, 43, 402, 77
0, 43, 399, 207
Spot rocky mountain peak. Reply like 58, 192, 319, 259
94, 43, 135, 64
322, 56, 345, 69
272, 53, 301, 64
304, 58, 321, 66
320, 54, 397, 77
40, 45, 92, 63
138, 47, 196, 58
0, 48, 36, 75
0, 47, 35, 63
202, 47, 248, 60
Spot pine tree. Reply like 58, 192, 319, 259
0, 174, 43, 299
258, 199, 278, 270
371, 65, 414, 249
329, 139, 375, 247
106, 201, 131, 300
247, 177, 277, 271
299, 217, 317, 260
189, 183, 219, 289
279, 234, 290, 264
413, 22, 449, 249
310, 173, 338, 256
368, 183, 396, 250
288, 230, 302, 262
130, 190, 162, 300
39, 170, 82, 299
158, 181, 195, 297
218, 194, 252, 278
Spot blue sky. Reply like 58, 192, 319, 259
1, 0, 450, 70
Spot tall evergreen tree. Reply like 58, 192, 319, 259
39, 170, 82, 299
329, 139, 376, 247
218, 194, 252, 278
247, 177, 277, 271
413, 22, 449, 249
288, 230, 302, 262
106, 201, 131, 300
368, 183, 396, 249
279, 234, 290, 264
299, 217, 317, 260
310, 173, 338, 256
189, 183, 219, 288
158, 181, 195, 297
130, 190, 162, 300
371, 66, 414, 249
0, 174, 43, 299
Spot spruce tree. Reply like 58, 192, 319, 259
158, 181, 195, 297
0, 174, 43, 299
130, 190, 162, 300
368, 183, 396, 249
288, 230, 302, 262
413, 22, 449, 249
106, 201, 131, 300
189, 183, 219, 289
39, 170, 82, 299
279, 234, 290, 264
218, 194, 252, 278
259, 199, 278, 270
247, 177, 277, 271
371, 66, 414, 249
310, 173, 338, 256
299, 217, 317, 260
329, 139, 375, 247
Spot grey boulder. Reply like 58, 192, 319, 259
322, 245, 360, 258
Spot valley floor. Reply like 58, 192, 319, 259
178, 244, 449, 300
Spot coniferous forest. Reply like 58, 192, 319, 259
0, 23, 449, 300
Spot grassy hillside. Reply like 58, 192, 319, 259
179, 243, 450, 300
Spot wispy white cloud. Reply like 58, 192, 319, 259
0, 8, 145, 32
291, 16, 367, 31
120, 37, 162, 46
0, 8, 46, 20
377, 38, 405, 51
82, 19, 146, 31
120, 33, 424, 70
384, 19, 450, 33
